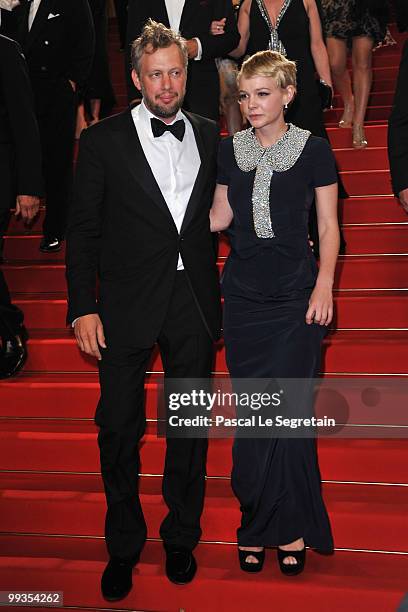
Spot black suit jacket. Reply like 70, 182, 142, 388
125, 0, 240, 119
65, 109, 222, 347
13, 0, 94, 90
388, 40, 408, 195
0, 34, 42, 200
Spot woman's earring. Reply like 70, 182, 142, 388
284, 103, 288, 110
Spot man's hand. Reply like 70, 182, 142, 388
186, 39, 199, 59
15, 195, 40, 223
398, 188, 408, 213
74, 313, 106, 360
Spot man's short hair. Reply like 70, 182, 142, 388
131, 19, 188, 75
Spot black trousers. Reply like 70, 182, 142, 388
0, 268, 23, 340
95, 271, 214, 561
33, 78, 77, 240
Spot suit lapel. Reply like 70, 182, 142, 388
180, 111, 209, 233
158, 0, 171, 28
179, 0, 197, 33
112, 110, 178, 228
25, 0, 52, 53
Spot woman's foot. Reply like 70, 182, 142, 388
338, 100, 354, 128
238, 546, 265, 573
277, 538, 306, 576
352, 124, 368, 149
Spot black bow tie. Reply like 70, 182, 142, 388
151, 117, 185, 142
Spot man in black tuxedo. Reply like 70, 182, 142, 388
11, 0, 94, 253
125, 0, 240, 120
66, 20, 221, 600
0, 34, 42, 377
388, 40, 408, 214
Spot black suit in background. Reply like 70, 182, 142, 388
66, 109, 221, 558
12, 0, 94, 241
0, 34, 42, 339
125, 0, 240, 120
113, 0, 128, 50
388, 40, 408, 197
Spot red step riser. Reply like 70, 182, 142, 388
0, 538, 406, 612
0, 431, 406, 483
333, 92, 394, 108
325, 106, 392, 123
335, 147, 389, 171
4, 256, 408, 294
340, 170, 392, 196
1, 480, 406, 553
340, 198, 407, 224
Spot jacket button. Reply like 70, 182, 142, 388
41, 66, 47, 71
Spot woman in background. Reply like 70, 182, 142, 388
210, 50, 338, 575
321, 0, 392, 148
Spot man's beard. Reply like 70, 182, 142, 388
142, 85, 185, 119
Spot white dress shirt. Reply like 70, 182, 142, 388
28, 0, 42, 30
132, 100, 201, 270
164, 0, 202, 60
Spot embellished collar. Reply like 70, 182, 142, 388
233, 123, 311, 173
232, 124, 311, 239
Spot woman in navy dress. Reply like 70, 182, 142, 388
210, 50, 339, 575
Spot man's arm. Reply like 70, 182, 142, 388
198, 0, 240, 60
66, 0, 95, 89
388, 40, 408, 209
1, 37, 42, 197
65, 128, 104, 325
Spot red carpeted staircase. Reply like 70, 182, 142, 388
1, 21, 408, 612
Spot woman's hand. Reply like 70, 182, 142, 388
305, 284, 333, 326
210, 18, 226, 35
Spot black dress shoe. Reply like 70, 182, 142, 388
0, 327, 28, 379
39, 237, 62, 253
165, 550, 197, 585
101, 558, 133, 602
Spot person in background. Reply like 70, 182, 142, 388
125, 0, 240, 120
0, 34, 42, 378
388, 39, 408, 214
11, 0, 94, 253
321, 0, 393, 148
113, 0, 127, 51
76, 0, 116, 138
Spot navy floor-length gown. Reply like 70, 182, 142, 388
218, 129, 335, 551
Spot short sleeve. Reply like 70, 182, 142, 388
217, 137, 233, 186
311, 138, 338, 188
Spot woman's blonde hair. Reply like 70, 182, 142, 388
238, 50, 297, 90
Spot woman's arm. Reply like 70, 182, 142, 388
229, 0, 251, 59
305, 182, 339, 325
304, 0, 333, 86
210, 184, 234, 232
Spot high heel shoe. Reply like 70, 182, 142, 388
352, 124, 368, 149
277, 547, 306, 576
338, 102, 354, 128
238, 547, 265, 573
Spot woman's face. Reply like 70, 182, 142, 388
238, 75, 294, 129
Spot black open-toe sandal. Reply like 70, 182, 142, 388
238, 548, 265, 573
277, 547, 306, 576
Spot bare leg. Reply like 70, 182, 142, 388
75, 102, 87, 140
278, 537, 305, 565
89, 98, 102, 126
326, 37, 354, 127
224, 98, 243, 135
351, 36, 374, 147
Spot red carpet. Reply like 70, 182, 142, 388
0, 20, 407, 612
